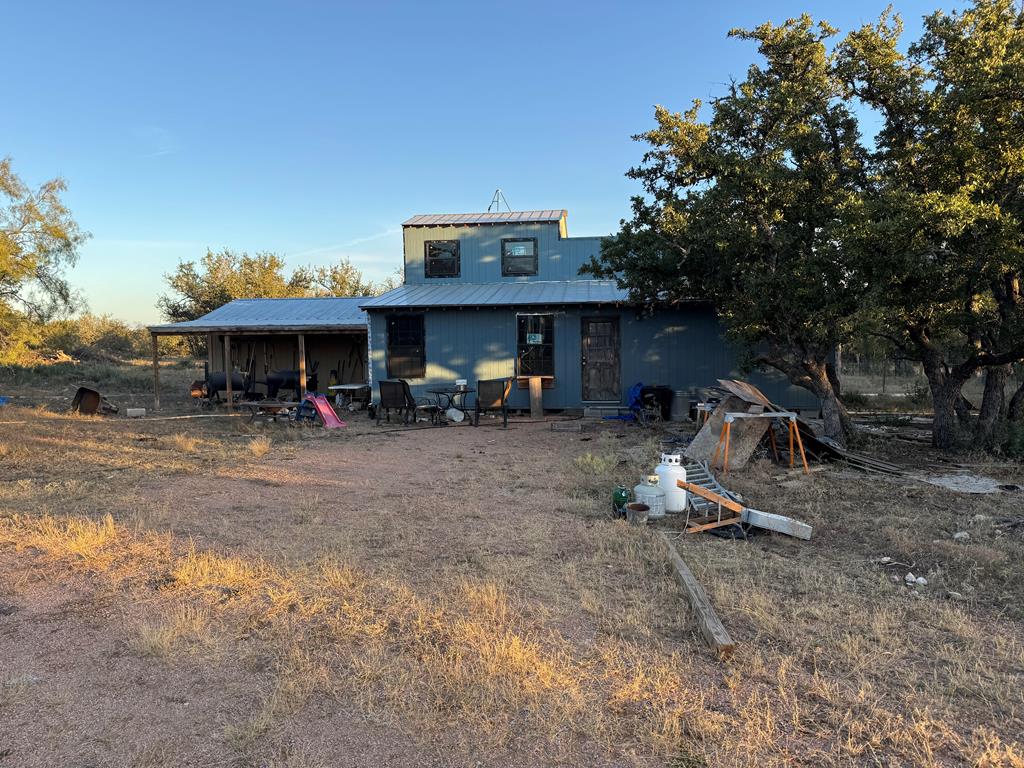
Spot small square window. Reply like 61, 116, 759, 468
425, 240, 460, 278
502, 238, 538, 276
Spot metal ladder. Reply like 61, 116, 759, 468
678, 460, 745, 533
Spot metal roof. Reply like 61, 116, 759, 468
148, 297, 369, 334
402, 210, 567, 227
359, 281, 629, 310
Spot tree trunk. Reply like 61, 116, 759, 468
975, 365, 1010, 447
759, 348, 852, 445
1009, 375, 1024, 422
805, 359, 853, 446
909, 326, 974, 450
930, 379, 964, 450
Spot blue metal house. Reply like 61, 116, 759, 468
360, 210, 817, 412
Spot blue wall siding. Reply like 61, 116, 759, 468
403, 222, 601, 284
368, 305, 820, 411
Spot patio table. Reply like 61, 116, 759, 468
328, 383, 370, 410
427, 386, 475, 424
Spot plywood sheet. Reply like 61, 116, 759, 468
684, 396, 769, 470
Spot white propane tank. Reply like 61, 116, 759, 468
655, 453, 688, 513
633, 475, 666, 519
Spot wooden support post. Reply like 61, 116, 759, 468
224, 334, 232, 411
722, 421, 731, 476
298, 334, 307, 395
659, 532, 735, 658
793, 419, 810, 474
151, 333, 160, 412
528, 375, 543, 419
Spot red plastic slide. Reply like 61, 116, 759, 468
304, 393, 346, 429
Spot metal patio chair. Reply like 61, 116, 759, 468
473, 378, 511, 428
375, 379, 438, 425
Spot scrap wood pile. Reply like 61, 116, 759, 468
687, 379, 907, 476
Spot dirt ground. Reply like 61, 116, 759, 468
1, 367, 1023, 767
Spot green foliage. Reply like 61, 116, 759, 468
585, 15, 865, 440
157, 249, 313, 325
0, 359, 155, 390
309, 257, 398, 297
0, 158, 88, 364
158, 250, 400, 330
573, 452, 618, 476
38, 314, 188, 360
0, 157, 88, 324
837, 0, 1024, 446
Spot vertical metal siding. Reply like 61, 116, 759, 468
368, 306, 819, 411
402, 222, 601, 285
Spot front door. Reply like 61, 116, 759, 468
581, 317, 620, 401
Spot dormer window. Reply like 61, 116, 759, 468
424, 240, 460, 278
501, 238, 538, 276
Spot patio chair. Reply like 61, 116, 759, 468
473, 378, 511, 428
376, 379, 438, 425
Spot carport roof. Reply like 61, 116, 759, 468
148, 297, 369, 334
359, 280, 631, 309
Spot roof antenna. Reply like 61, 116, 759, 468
487, 188, 511, 213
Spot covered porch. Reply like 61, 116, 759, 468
147, 297, 370, 411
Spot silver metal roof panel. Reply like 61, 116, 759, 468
359, 281, 629, 309
402, 210, 567, 227
149, 296, 369, 334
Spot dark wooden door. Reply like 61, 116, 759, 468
581, 317, 620, 401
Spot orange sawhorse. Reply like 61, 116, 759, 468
711, 412, 809, 476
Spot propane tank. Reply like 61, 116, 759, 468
612, 484, 631, 518
633, 475, 666, 519
654, 453, 688, 513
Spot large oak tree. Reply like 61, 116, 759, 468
585, 17, 867, 444
838, 0, 1024, 449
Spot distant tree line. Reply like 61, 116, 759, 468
586, 0, 1024, 452
0, 155, 399, 364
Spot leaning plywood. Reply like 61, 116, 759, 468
659, 532, 736, 658
685, 396, 769, 471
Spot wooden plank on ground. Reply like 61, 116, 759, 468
659, 532, 735, 659
741, 507, 813, 541
677, 480, 746, 514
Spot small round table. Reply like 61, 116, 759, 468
426, 386, 475, 424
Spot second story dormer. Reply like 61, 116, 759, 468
401, 210, 602, 285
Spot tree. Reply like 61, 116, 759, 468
310, 257, 378, 297
158, 249, 313, 325
585, 16, 867, 444
837, 0, 1024, 449
0, 157, 88, 357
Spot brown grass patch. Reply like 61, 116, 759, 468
249, 435, 273, 458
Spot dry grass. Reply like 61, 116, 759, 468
132, 603, 213, 657
0, 674, 36, 708
1, 383, 1022, 766
168, 432, 200, 453
248, 435, 273, 458
5, 502, 1021, 766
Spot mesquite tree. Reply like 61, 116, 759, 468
585, 17, 867, 444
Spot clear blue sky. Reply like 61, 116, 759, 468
5, 0, 953, 324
